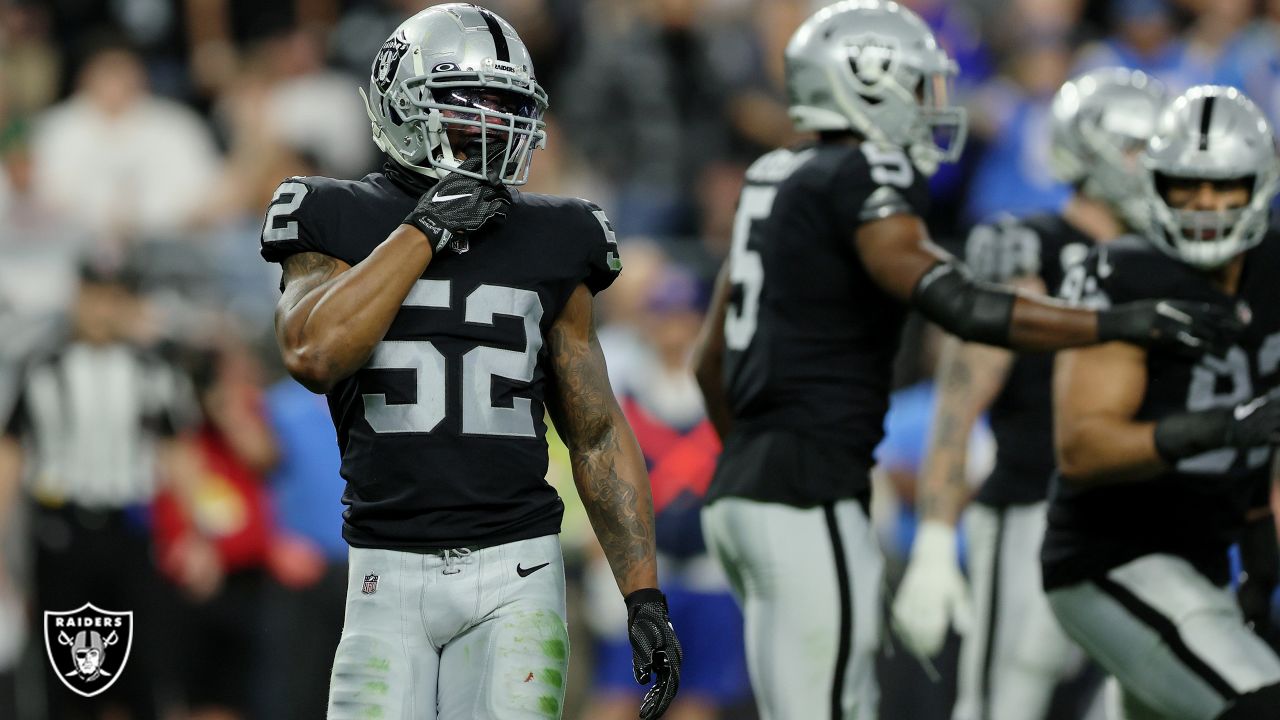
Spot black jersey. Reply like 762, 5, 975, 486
967, 214, 1095, 507
260, 172, 620, 549
1041, 234, 1280, 590
705, 142, 930, 507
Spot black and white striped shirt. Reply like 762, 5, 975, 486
2, 342, 198, 508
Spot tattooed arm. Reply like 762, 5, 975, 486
917, 336, 1013, 524
692, 260, 734, 441
917, 275, 1041, 524
547, 284, 658, 594
892, 326, 1014, 659
274, 225, 436, 393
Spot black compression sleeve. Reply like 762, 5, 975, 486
911, 261, 1017, 347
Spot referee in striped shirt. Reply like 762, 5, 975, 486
0, 261, 211, 720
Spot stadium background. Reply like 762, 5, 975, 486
1, 0, 1279, 718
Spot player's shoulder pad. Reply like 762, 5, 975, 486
260, 174, 386, 264
811, 142, 929, 224
1059, 234, 1174, 309
261, 175, 329, 263
514, 191, 622, 295
574, 198, 622, 295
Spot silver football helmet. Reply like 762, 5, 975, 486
1049, 68, 1166, 231
785, 0, 967, 175
360, 3, 548, 185
1141, 85, 1279, 269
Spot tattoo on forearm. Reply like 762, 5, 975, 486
941, 352, 972, 391
548, 322, 655, 585
920, 352, 975, 520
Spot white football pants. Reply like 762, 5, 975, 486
327, 535, 569, 720
953, 501, 1087, 720
701, 497, 883, 720
1048, 553, 1280, 720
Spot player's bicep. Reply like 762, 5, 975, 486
1053, 342, 1148, 466
273, 252, 351, 342
853, 214, 949, 302
546, 284, 622, 450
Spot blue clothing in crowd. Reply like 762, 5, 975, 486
265, 379, 348, 561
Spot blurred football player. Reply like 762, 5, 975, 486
891, 68, 1166, 720
692, 2, 1241, 718
259, 5, 680, 719
1045, 85, 1280, 720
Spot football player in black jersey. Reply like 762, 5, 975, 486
1045, 85, 1280, 720
692, 3, 1241, 719
890, 68, 1165, 720
260, 5, 680, 719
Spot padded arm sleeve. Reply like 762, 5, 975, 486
911, 261, 1017, 347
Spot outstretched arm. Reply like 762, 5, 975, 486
892, 329, 1013, 660
692, 261, 734, 441
547, 284, 658, 594
274, 226, 434, 393
854, 215, 1237, 354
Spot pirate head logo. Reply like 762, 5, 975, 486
845, 35, 900, 90
44, 603, 133, 697
373, 33, 411, 93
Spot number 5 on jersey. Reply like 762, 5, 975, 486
726, 185, 777, 350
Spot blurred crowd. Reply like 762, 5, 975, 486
4, 0, 1280, 718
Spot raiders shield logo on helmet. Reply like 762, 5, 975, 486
846, 35, 900, 89
44, 603, 133, 698
373, 33, 411, 93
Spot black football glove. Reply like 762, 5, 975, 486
1098, 299, 1244, 358
1155, 387, 1280, 462
403, 147, 511, 254
625, 588, 682, 720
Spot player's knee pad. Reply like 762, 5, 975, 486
1215, 681, 1280, 720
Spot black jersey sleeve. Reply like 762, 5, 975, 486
577, 201, 622, 295
828, 143, 931, 231
965, 217, 1043, 283
260, 177, 325, 263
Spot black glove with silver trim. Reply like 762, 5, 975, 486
626, 588, 683, 719
403, 149, 510, 254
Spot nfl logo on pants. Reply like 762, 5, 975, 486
362, 573, 379, 595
